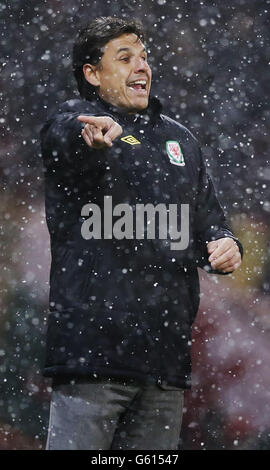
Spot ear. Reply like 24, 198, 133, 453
83, 64, 100, 87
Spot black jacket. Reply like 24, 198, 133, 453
40, 95, 243, 389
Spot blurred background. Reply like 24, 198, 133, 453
0, 0, 269, 450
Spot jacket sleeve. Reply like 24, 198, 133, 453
40, 112, 87, 167
40, 110, 111, 170
194, 147, 243, 274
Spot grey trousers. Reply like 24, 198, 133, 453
46, 378, 184, 450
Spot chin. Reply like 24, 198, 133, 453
132, 98, 149, 111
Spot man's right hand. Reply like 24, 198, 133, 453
77, 115, 123, 149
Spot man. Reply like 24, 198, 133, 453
40, 16, 243, 450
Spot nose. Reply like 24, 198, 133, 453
133, 56, 150, 74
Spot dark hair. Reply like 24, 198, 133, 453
72, 16, 146, 100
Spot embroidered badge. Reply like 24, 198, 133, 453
121, 135, 141, 145
166, 140, 185, 166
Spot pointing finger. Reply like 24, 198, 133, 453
77, 115, 114, 131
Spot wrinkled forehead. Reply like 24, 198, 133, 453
103, 33, 146, 55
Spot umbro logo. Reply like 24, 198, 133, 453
121, 135, 141, 145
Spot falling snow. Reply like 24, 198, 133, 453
0, 0, 270, 451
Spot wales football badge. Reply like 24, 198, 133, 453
166, 140, 185, 166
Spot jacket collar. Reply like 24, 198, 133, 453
87, 93, 163, 125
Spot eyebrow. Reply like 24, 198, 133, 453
116, 46, 147, 55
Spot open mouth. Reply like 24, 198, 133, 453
128, 80, 147, 92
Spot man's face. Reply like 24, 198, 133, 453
86, 33, 152, 113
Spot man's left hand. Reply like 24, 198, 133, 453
207, 238, 242, 273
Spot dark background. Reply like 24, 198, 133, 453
0, 0, 270, 449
